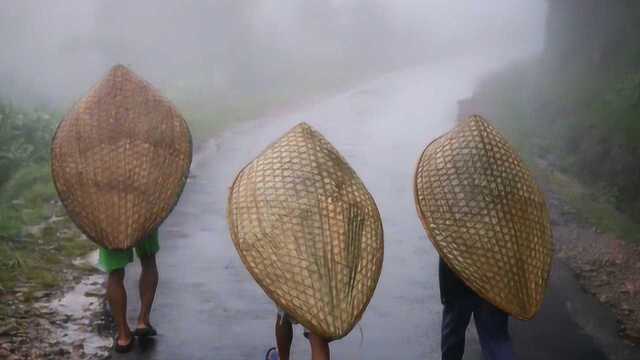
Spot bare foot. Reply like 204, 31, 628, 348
117, 327, 133, 345
114, 332, 134, 353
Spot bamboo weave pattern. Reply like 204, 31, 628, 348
228, 123, 383, 340
51, 65, 192, 250
414, 115, 553, 319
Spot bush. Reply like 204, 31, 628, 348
0, 103, 58, 239
0, 103, 56, 188
0, 163, 55, 205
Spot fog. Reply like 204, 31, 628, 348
1, 1, 546, 118
14, 3, 640, 358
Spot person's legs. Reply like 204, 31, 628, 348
99, 247, 134, 348
441, 299, 475, 360
107, 269, 132, 346
134, 230, 160, 331
137, 254, 158, 329
473, 300, 515, 360
308, 333, 330, 360
275, 313, 293, 360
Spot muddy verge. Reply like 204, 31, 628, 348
0, 255, 111, 360
0, 215, 112, 360
543, 178, 640, 345
0, 274, 112, 359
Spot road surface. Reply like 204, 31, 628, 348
113, 58, 636, 359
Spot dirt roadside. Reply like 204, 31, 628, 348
542, 172, 640, 345
0, 210, 112, 360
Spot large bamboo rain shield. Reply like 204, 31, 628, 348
51, 65, 192, 250
227, 123, 384, 340
414, 115, 553, 320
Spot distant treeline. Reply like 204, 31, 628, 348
465, 1, 640, 228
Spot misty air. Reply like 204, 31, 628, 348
1, 1, 639, 359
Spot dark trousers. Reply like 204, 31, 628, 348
441, 295, 515, 360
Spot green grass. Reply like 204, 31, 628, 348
0, 219, 96, 297
0, 163, 57, 241
0, 104, 99, 298
473, 48, 640, 245
536, 164, 640, 244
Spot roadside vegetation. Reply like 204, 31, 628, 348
469, 61, 640, 244
0, 102, 95, 302
466, 1, 640, 244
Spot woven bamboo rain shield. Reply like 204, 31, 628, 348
227, 123, 383, 340
51, 65, 192, 250
414, 115, 553, 320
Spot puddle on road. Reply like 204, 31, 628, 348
36, 250, 111, 358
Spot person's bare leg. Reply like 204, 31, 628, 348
107, 269, 132, 346
137, 255, 158, 329
309, 333, 330, 360
275, 314, 293, 360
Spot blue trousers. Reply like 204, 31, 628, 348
441, 295, 515, 360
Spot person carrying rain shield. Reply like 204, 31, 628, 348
414, 115, 553, 360
228, 122, 384, 360
51, 65, 192, 353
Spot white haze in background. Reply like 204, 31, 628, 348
0, 1, 546, 112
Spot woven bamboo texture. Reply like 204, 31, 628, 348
51, 65, 192, 250
227, 123, 384, 340
414, 115, 553, 320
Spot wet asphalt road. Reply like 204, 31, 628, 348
112, 59, 637, 359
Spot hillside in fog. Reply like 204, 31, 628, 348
464, 0, 640, 237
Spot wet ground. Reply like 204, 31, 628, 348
111, 58, 638, 359
0, 253, 111, 360
41, 272, 111, 358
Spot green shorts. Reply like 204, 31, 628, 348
98, 230, 160, 273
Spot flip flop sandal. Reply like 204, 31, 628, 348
133, 325, 157, 337
265, 347, 279, 360
114, 337, 135, 353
